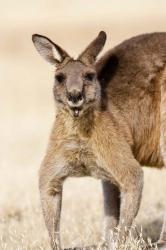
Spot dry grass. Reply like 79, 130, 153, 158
1, 1, 166, 249
1, 166, 166, 250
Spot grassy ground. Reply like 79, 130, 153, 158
1, 1, 166, 249
1, 165, 166, 250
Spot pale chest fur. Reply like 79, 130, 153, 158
55, 135, 114, 181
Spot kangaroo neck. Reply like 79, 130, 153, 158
56, 107, 98, 138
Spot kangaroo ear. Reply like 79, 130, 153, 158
78, 31, 107, 65
32, 34, 70, 65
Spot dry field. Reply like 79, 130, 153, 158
0, 1, 166, 249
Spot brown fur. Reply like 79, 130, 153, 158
32, 32, 166, 249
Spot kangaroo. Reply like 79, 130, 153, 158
32, 31, 166, 250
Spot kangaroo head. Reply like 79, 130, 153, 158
32, 31, 106, 117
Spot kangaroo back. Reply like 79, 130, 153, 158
96, 33, 166, 167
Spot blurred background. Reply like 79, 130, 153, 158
0, 1, 166, 249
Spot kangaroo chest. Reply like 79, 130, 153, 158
59, 137, 114, 181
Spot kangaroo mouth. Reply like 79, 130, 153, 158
71, 107, 82, 117
67, 99, 84, 117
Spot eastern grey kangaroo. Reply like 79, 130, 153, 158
32, 31, 166, 249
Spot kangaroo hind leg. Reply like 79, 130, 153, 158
102, 181, 120, 242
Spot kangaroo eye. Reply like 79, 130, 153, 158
84, 72, 95, 81
55, 73, 66, 84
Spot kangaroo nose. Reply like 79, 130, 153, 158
67, 91, 83, 104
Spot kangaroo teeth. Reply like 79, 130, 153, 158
74, 109, 79, 117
